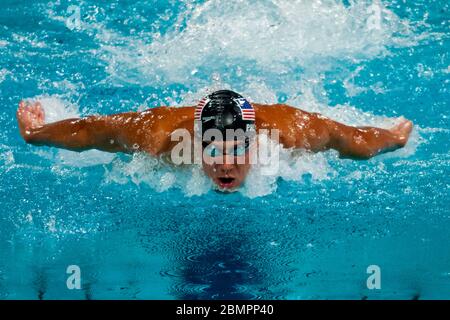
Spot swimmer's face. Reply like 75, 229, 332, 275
202, 140, 251, 191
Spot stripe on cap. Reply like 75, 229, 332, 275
194, 97, 209, 120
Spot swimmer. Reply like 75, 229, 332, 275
17, 90, 413, 191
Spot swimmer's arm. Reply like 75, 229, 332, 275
22, 113, 143, 153
17, 101, 161, 154
316, 115, 413, 159
263, 104, 413, 159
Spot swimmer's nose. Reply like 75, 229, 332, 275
223, 154, 235, 165
217, 162, 234, 174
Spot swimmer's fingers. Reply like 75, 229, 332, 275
17, 101, 30, 137
17, 100, 30, 122
31, 101, 45, 122
17, 100, 28, 117
17, 100, 45, 133
390, 117, 413, 146
24, 100, 44, 121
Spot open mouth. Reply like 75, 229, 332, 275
217, 177, 236, 188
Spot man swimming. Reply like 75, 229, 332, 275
17, 89, 412, 191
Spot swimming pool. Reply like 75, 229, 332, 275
0, 0, 449, 299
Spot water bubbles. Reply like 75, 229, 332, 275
236, 66, 242, 77
0, 69, 11, 83
25, 213, 33, 223
211, 72, 221, 82
45, 216, 57, 233
160, 172, 176, 190
416, 63, 434, 79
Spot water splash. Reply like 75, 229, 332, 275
29, 84, 424, 198
32, 1, 429, 197
86, 0, 419, 86
103, 152, 212, 196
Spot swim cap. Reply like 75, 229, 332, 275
194, 90, 256, 140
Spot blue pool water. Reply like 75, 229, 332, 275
0, 0, 449, 299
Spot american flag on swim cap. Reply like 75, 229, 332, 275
194, 96, 209, 120
235, 98, 255, 121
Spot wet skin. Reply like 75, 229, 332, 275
17, 100, 413, 190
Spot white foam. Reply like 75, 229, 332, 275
241, 134, 337, 198
103, 153, 212, 196
12, 33, 47, 48
83, 0, 420, 87
0, 69, 11, 83
0, 148, 14, 167
54, 149, 115, 167
34, 95, 80, 123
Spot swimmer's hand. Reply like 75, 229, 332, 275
17, 100, 45, 141
389, 118, 413, 147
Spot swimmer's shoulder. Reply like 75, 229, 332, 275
132, 106, 195, 155
139, 105, 195, 118
138, 106, 195, 126
253, 103, 310, 127
137, 105, 196, 134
